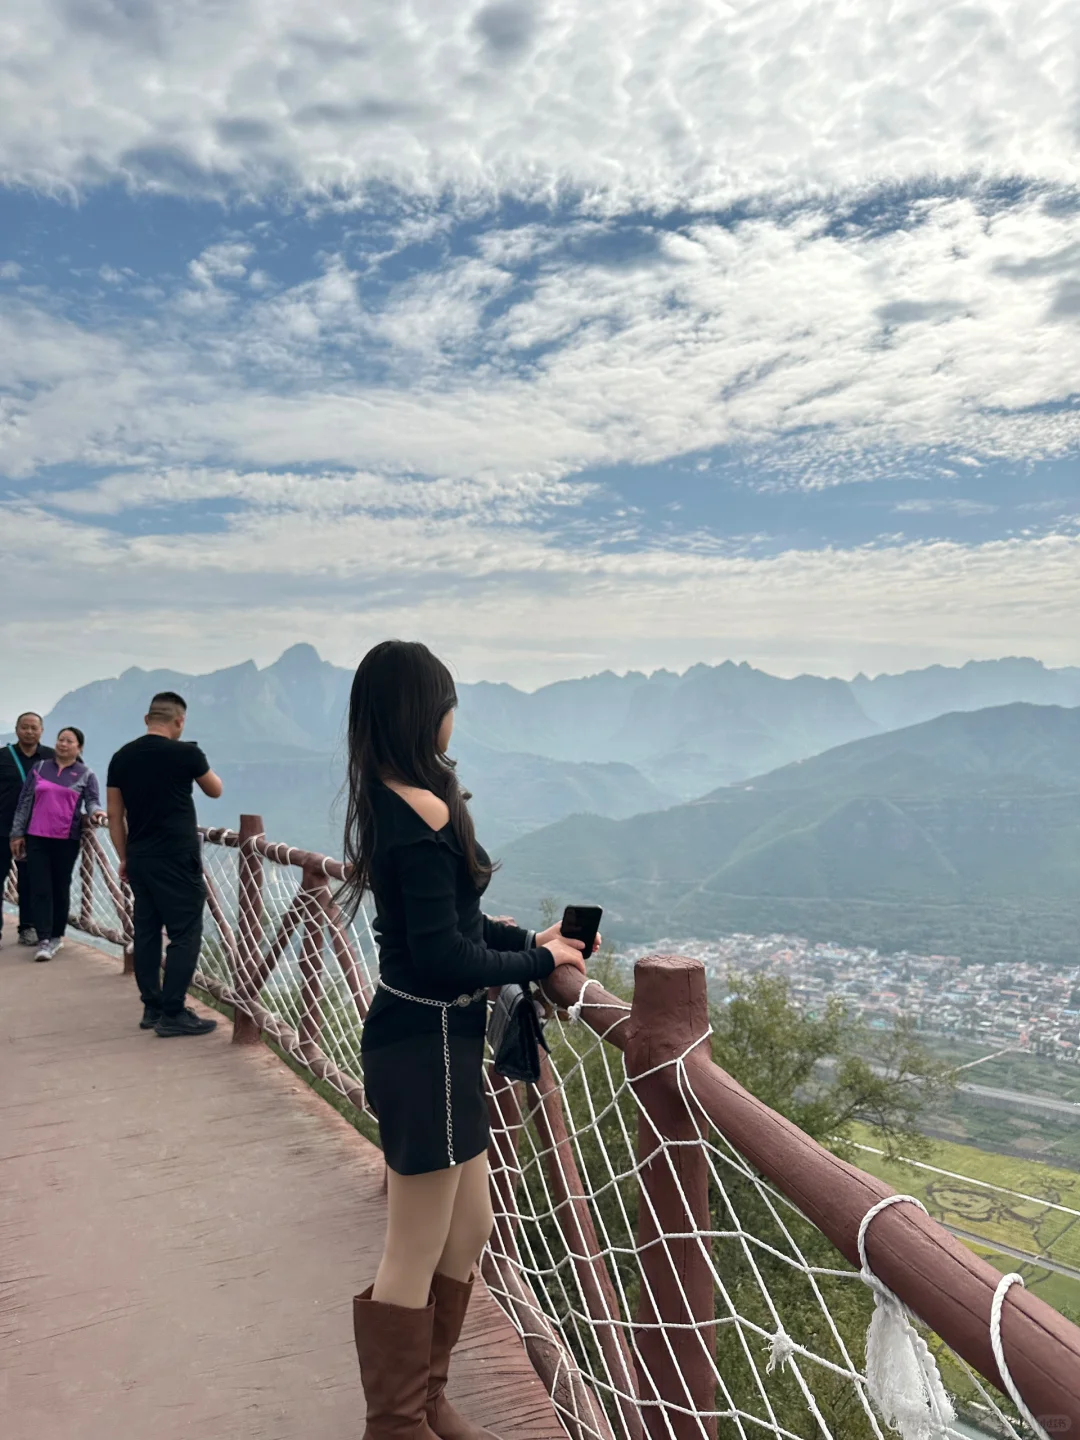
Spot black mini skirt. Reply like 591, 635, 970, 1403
362, 1030, 488, 1176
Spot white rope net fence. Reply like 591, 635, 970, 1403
482, 984, 1064, 1440
10, 825, 1077, 1440
196, 829, 380, 1097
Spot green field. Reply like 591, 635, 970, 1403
919, 1037, 1080, 1103
849, 1125, 1080, 1321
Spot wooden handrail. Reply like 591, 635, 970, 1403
542, 957, 1080, 1433
255, 836, 349, 882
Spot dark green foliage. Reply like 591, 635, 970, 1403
712, 975, 953, 1161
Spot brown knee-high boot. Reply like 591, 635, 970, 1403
426, 1272, 499, 1440
353, 1286, 441, 1440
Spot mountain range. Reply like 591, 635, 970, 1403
460, 655, 1080, 797
10, 648, 1080, 960
490, 703, 1080, 965
17, 645, 673, 851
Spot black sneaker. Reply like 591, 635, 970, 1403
154, 1007, 217, 1037
140, 1005, 162, 1030
18, 927, 37, 947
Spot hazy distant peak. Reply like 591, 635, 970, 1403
272, 642, 325, 670
202, 659, 259, 680
961, 656, 1053, 676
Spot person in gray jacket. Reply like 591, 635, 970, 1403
0, 712, 55, 946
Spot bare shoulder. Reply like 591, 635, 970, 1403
384, 781, 451, 833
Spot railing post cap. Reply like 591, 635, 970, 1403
628, 953, 710, 1069
633, 952, 705, 975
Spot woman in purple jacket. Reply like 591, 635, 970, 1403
9, 727, 106, 961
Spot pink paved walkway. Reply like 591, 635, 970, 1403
0, 935, 564, 1440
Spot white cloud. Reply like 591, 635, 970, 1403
44, 465, 590, 524
1, 195, 1078, 484
893, 498, 998, 516
187, 240, 253, 287
1, 2, 1074, 203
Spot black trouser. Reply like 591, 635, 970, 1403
0, 844, 35, 934
25, 835, 81, 942
127, 851, 206, 1016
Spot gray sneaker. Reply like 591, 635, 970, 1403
18, 927, 37, 946
50, 937, 64, 956
34, 940, 52, 962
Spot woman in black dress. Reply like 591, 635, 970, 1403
341, 641, 588, 1440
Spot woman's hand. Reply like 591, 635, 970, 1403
91, 810, 108, 827
537, 922, 602, 955
10, 837, 26, 860
542, 935, 587, 973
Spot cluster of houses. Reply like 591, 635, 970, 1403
621, 933, 1080, 1061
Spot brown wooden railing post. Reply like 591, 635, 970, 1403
121, 881, 135, 974
528, 1057, 645, 1440
79, 831, 94, 933
234, 814, 265, 1045
482, 1067, 616, 1440
297, 864, 325, 1065
627, 955, 716, 1440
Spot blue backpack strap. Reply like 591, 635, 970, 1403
7, 744, 27, 785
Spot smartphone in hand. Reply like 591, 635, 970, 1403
561, 905, 603, 959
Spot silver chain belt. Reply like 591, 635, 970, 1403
376, 980, 487, 1168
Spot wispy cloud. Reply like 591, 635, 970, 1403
892, 498, 999, 517
3, 197, 1079, 486
4, 485, 1080, 705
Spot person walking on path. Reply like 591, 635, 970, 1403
340, 641, 589, 1440
0, 712, 55, 947
106, 691, 224, 1037
9, 726, 106, 962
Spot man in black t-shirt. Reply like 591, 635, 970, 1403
1, 711, 55, 946
107, 691, 224, 1036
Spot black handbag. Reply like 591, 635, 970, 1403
487, 983, 550, 1083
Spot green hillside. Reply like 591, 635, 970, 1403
491, 704, 1080, 964
743, 703, 1080, 796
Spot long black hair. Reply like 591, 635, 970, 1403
340, 640, 493, 915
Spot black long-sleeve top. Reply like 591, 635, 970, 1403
361, 780, 555, 1050
0, 743, 55, 835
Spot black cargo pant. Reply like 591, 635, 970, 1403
127, 851, 206, 1017
0, 844, 35, 935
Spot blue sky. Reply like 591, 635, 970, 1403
1, 0, 1078, 719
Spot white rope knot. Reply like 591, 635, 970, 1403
990, 1274, 1050, 1440
765, 1327, 797, 1374
567, 977, 597, 1024
858, 1194, 956, 1440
